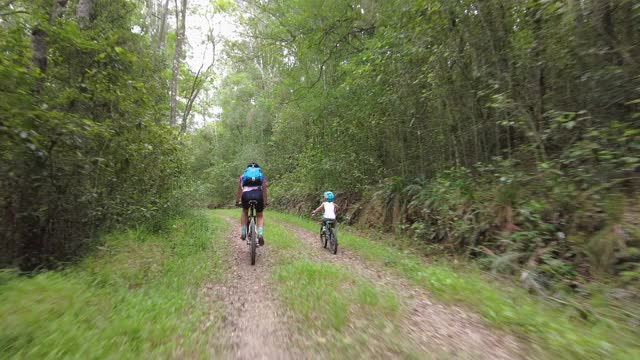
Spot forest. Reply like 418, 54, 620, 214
0, 0, 203, 269
1, 0, 639, 358
201, 0, 640, 288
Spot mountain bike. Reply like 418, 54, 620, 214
247, 200, 258, 265
319, 218, 338, 255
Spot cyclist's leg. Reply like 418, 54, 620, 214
322, 217, 336, 234
240, 192, 250, 240
240, 208, 248, 226
257, 212, 264, 228
252, 189, 265, 245
256, 211, 264, 245
239, 208, 248, 239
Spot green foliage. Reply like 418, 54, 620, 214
0, 211, 228, 358
273, 260, 399, 331
197, 0, 639, 279
1, 0, 190, 268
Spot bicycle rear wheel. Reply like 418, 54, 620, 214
250, 220, 257, 265
321, 229, 327, 248
329, 227, 338, 255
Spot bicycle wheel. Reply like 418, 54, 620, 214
329, 227, 338, 255
250, 220, 257, 265
321, 227, 328, 248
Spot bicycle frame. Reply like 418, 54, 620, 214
247, 200, 258, 265
320, 219, 338, 254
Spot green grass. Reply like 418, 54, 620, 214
273, 259, 399, 331
271, 259, 418, 358
269, 211, 640, 360
0, 211, 229, 359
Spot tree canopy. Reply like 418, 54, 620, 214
197, 0, 639, 280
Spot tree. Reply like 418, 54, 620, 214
1, 0, 191, 269
198, 0, 639, 277
76, 0, 93, 25
30, 0, 68, 91
169, 0, 186, 127
180, 8, 217, 133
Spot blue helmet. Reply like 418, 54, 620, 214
324, 191, 334, 202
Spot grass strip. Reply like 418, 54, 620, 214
269, 211, 640, 360
0, 211, 229, 359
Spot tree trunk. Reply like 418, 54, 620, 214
157, 0, 171, 48
532, 0, 545, 134
76, 0, 92, 27
31, 0, 68, 91
180, 24, 216, 133
31, 28, 47, 74
143, 0, 155, 41
170, 0, 187, 127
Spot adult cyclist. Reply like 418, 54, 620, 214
235, 162, 268, 246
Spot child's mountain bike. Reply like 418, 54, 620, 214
319, 218, 338, 255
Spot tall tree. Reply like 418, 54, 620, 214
180, 11, 216, 133
2, 0, 191, 268
156, 0, 171, 48
31, 0, 68, 90
169, 0, 187, 127
76, 0, 92, 24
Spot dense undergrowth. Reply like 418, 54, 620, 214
0, 211, 227, 358
0, 0, 193, 270
256, 108, 640, 291
345, 162, 639, 291
263, 115, 640, 290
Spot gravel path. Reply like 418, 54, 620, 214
203, 214, 525, 359
203, 217, 302, 359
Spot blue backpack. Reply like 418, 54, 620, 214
242, 166, 264, 186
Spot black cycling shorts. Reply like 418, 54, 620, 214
241, 189, 264, 213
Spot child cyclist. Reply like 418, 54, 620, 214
311, 191, 338, 230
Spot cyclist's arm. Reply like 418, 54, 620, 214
235, 178, 242, 204
262, 179, 268, 205
312, 203, 324, 215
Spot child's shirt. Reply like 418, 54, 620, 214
322, 202, 336, 219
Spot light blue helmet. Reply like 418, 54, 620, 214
324, 191, 334, 202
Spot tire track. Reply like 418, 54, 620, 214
204, 216, 302, 359
276, 219, 526, 360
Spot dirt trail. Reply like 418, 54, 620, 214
278, 221, 525, 360
204, 214, 525, 359
204, 217, 302, 359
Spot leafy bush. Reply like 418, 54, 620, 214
0, 0, 189, 269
